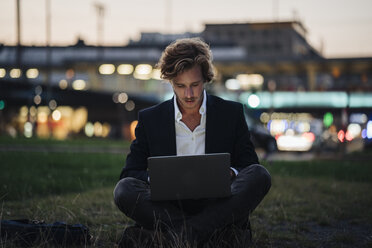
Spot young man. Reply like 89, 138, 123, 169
114, 38, 271, 247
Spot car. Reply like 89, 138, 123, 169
245, 113, 277, 153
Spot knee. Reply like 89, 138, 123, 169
251, 164, 271, 193
241, 164, 271, 193
113, 177, 142, 211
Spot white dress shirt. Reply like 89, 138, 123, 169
174, 90, 207, 156
173, 91, 238, 176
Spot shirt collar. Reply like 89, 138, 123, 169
174, 90, 207, 123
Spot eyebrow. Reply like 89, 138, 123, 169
174, 80, 203, 85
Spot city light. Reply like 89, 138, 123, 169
236, 74, 250, 90
10, 69, 21, 78
260, 112, 270, 123
112, 93, 119, 103
125, 100, 135, 111
345, 131, 353, 142
29, 106, 37, 118
59, 79, 68, 89
302, 132, 316, 142
24, 122, 33, 138
117, 64, 134, 75
323, 112, 333, 127
65, 69, 75, 79
0, 68, 5, 78
0, 100, 5, 110
49, 99, 57, 110
361, 129, 367, 139
276, 134, 313, 151
249, 74, 264, 87
269, 120, 287, 136
225, 79, 240, 90
239, 92, 362, 109
85, 122, 94, 137
347, 123, 361, 139
337, 130, 345, 143
52, 110, 62, 121
135, 64, 152, 74
20, 106, 28, 117
130, 120, 138, 140
134, 64, 152, 80
99, 64, 115, 75
36, 112, 50, 137
72, 79, 86, 90
367, 121, 372, 139
118, 92, 128, 104
236, 74, 264, 90
38, 111, 48, 123
102, 123, 111, 137
35, 85, 42, 95
33, 95, 42, 105
297, 121, 311, 133
26, 68, 39, 79
70, 107, 88, 133
94, 122, 103, 137
151, 69, 162, 80
349, 113, 368, 124
247, 94, 260, 108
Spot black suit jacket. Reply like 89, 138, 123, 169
120, 94, 259, 182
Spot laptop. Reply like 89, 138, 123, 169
148, 153, 231, 201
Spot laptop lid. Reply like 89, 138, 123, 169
148, 153, 231, 201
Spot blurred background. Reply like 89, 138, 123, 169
1, 0, 372, 156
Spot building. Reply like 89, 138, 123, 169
0, 21, 371, 148
202, 21, 321, 60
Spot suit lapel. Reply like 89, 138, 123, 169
163, 97, 177, 155
205, 94, 219, 153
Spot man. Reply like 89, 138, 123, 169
114, 38, 271, 247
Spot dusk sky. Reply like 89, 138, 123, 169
1, 0, 371, 58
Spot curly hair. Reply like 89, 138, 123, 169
156, 38, 214, 83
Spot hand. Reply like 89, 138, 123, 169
230, 169, 236, 180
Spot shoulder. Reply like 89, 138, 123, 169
139, 98, 173, 119
207, 94, 243, 111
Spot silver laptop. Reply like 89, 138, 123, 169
148, 153, 231, 201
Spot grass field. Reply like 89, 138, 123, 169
1, 137, 372, 247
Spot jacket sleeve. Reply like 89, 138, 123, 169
119, 111, 150, 182
232, 104, 259, 170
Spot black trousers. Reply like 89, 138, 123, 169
113, 164, 271, 241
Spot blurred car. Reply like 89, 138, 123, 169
245, 114, 277, 153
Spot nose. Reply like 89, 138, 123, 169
184, 87, 193, 98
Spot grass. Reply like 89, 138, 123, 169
0, 152, 124, 201
1, 137, 372, 247
0, 136, 131, 148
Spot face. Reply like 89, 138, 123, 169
171, 65, 204, 113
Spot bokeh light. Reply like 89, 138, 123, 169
85, 122, 94, 137
24, 122, 33, 138
72, 79, 86, 90
52, 110, 62, 121
323, 112, 333, 127
99, 64, 115, 75
26, 68, 39, 79
59, 79, 68, 89
10, 69, 21, 78
0, 68, 6, 78
248, 94, 260, 108
125, 100, 135, 111
117, 64, 134, 75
